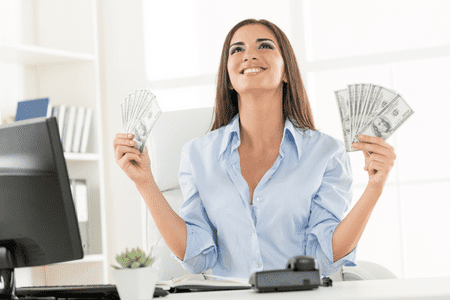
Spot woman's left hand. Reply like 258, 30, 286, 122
352, 135, 396, 191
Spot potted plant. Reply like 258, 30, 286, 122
112, 247, 158, 300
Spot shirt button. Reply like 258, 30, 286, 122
256, 263, 261, 268
256, 197, 262, 202
252, 230, 256, 235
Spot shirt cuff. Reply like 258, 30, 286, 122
170, 223, 217, 274
314, 225, 357, 276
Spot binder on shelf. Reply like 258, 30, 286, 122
61, 106, 70, 150
64, 106, 77, 152
52, 105, 61, 136
49, 104, 94, 153
14, 98, 49, 122
55, 104, 66, 141
80, 107, 93, 153
51, 105, 58, 119
72, 106, 86, 153
47, 103, 53, 118
70, 179, 89, 255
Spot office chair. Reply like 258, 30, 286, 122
144, 107, 214, 281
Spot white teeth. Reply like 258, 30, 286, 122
243, 68, 262, 74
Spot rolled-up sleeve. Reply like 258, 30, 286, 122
305, 145, 357, 276
170, 142, 218, 274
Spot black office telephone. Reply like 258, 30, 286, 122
249, 256, 332, 292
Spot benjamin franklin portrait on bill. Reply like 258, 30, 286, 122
372, 116, 391, 139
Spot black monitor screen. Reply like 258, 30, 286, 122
0, 116, 83, 297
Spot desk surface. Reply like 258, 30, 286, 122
168, 277, 450, 300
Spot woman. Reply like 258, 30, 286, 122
113, 19, 396, 278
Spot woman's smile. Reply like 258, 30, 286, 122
243, 67, 265, 75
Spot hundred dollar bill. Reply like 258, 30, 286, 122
348, 84, 355, 139
335, 89, 355, 152
128, 91, 144, 133
361, 84, 377, 127
356, 83, 370, 135
121, 89, 162, 153
371, 86, 397, 118
129, 95, 162, 153
354, 84, 360, 133
128, 90, 149, 133
359, 85, 395, 133
354, 94, 414, 144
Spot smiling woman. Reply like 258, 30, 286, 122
114, 18, 397, 279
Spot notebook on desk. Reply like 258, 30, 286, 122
157, 273, 252, 293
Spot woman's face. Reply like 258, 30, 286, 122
227, 24, 285, 97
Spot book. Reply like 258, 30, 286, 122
61, 106, 70, 150
47, 103, 53, 118
57, 105, 66, 142
64, 105, 77, 152
51, 105, 92, 152
52, 105, 60, 136
156, 273, 251, 292
72, 106, 86, 153
70, 179, 89, 255
80, 108, 93, 153
15, 98, 49, 122
51, 105, 58, 119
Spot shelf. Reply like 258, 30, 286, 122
64, 152, 99, 161
0, 44, 95, 64
1, 0, 109, 285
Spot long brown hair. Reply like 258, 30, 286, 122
210, 19, 316, 132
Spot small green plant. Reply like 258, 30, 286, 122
111, 247, 153, 269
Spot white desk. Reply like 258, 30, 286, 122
167, 277, 450, 300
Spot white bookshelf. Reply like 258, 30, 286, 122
0, 0, 108, 285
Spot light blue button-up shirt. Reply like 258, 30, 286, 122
171, 113, 357, 278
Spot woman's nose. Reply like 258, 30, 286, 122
243, 48, 259, 61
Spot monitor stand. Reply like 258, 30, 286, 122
0, 247, 16, 299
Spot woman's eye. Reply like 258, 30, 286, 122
259, 42, 275, 50
230, 46, 244, 55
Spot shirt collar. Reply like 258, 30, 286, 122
218, 113, 240, 161
218, 114, 304, 162
283, 117, 304, 162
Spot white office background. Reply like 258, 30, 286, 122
143, 0, 450, 279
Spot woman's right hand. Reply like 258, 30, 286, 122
113, 133, 152, 186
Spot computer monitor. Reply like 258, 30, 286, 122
0, 116, 83, 298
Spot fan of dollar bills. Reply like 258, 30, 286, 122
335, 84, 414, 152
121, 89, 162, 153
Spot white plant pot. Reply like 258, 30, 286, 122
113, 267, 158, 300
